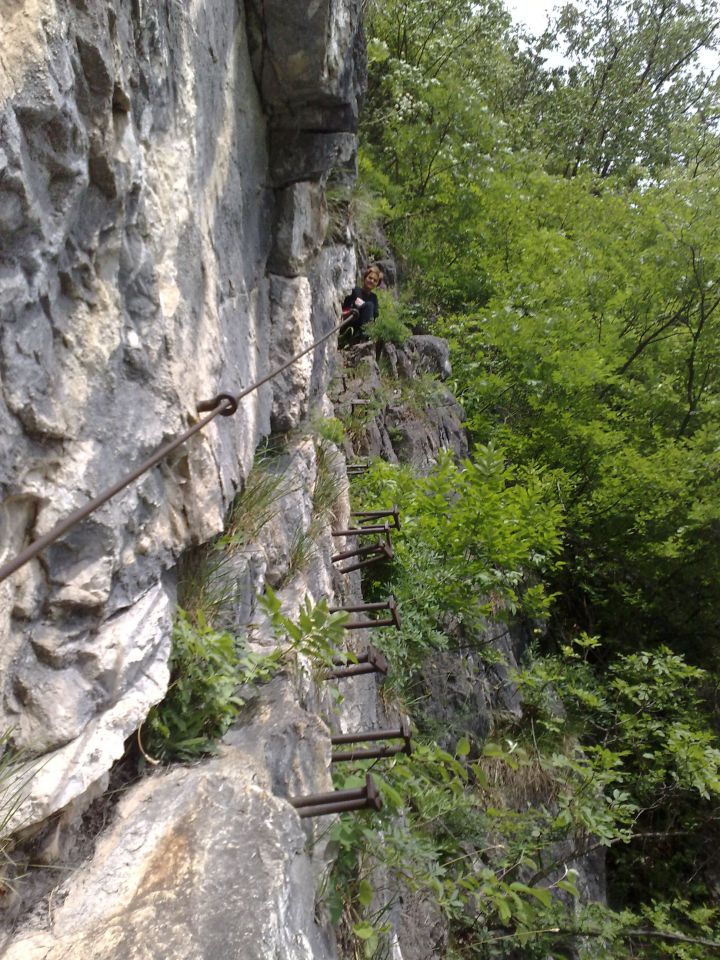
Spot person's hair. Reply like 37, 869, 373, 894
363, 264, 383, 282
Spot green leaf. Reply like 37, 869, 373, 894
358, 879, 374, 907
353, 921, 375, 940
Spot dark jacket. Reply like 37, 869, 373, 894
343, 287, 380, 319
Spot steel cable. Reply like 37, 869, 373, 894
0, 316, 349, 586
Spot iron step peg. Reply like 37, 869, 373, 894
332, 521, 392, 538
329, 597, 401, 631
352, 505, 400, 530
332, 743, 413, 762
331, 718, 413, 762
332, 539, 391, 563
325, 644, 389, 680
290, 774, 383, 818
347, 461, 371, 476
333, 539, 394, 574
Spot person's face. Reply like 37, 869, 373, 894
363, 271, 380, 291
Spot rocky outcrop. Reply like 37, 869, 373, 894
0, 428, 382, 954
3, 694, 337, 960
0, 0, 363, 834
245, 0, 363, 198
332, 336, 468, 472
419, 621, 525, 751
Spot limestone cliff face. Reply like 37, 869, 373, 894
0, 0, 362, 830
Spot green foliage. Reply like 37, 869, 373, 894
344, 1, 720, 954
327, 653, 720, 958
147, 593, 350, 763
347, 154, 394, 250
145, 613, 281, 762
350, 451, 562, 688
362, 0, 720, 654
283, 524, 321, 582
311, 416, 346, 446
258, 588, 349, 671
365, 290, 412, 344
175, 542, 240, 630
515, 0, 720, 180
439, 167, 720, 658
312, 441, 344, 525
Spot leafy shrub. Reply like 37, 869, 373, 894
259, 588, 348, 671
350, 450, 562, 688
145, 593, 350, 763
311, 415, 346, 445
366, 289, 412, 344
144, 613, 281, 762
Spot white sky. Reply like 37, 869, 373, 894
505, 0, 556, 36
505, 0, 719, 71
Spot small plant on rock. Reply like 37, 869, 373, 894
259, 588, 349, 671
312, 441, 345, 522
144, 612, 281, 763
366, 290, 412, 345
311, 415, 346, 446
0, 732, 39, 897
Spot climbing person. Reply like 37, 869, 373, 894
340, 264, 383, 345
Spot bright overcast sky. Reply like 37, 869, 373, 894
505, 0, 718, 71
505, 0, 556, 35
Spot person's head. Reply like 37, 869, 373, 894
361, 265, 382, 292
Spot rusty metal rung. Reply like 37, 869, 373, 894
291, 774, 382, 817
331, 742, 412, 762
325, 645, 389, 679
331, 718, 411, 746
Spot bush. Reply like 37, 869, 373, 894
144, 613, 280, 762
311, 415, 346, 445
145, 594, 349, 763
366, 289, 412, 344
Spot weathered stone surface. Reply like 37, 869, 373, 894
269, 182, 329, 277
0, 0, 273, 783
270, 131, 358, 188
307, 243, 356, 402
258, 439, 319, 587
8, 583, 172, 832
0, 0, 360, 833
212, 547, 268, 636
394, 892, 449, 960
269, 276, 314, 433
333, 339, 469, 473
2, 710, 336, 960
419, 619, 525, 753
246, 1, 365, 193
245, 0, 365, 126
404, 336, 452, 381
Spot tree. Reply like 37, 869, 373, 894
516, 0, 720, 180
354, 4, 720, 947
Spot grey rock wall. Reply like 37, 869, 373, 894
0, 427, 388, 957
3, 717, 337, 960
333, 336, 468, 472
0, 0, 361, 833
